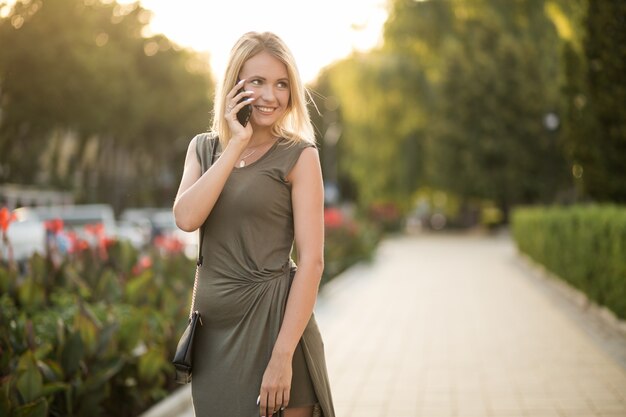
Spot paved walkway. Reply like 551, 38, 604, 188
167, 233, 626, 417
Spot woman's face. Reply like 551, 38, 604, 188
238, 51, 290, 130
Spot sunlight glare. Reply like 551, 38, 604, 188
1, 0, 388, 82
119, 0, 388, 83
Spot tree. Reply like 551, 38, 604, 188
560, 0, 626, 202
313, 50, 429, 210
312, 0, 573, 221
0, 0, 213, 209
427, 4, 570, 218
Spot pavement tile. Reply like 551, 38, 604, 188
590, 400, 626, 413
486, 411, 526, 417
524, 410, 561, 417
388, 393, 418, 408
354, 390, 389, 405
455, 404, 490, 416
333, 405, 351, 416
385, 404, 420, 415
345, 405, 385, 417
579, 383, 621, 398
455, 409, 490, 417
417, 406, 455, 416
521, 396, 557, 410
488, 400, 524, 413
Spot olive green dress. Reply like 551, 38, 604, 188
190, 133, 335, 417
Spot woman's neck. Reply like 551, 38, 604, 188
248, 130, 276, 148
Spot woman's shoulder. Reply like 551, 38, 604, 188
193, 131, 218, 147
276, 136, 317, 152
193, 132, 219, 170
274, 137, 318, 178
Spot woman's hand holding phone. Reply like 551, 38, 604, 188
236, 87, 253, 127
225, 79, 255, 145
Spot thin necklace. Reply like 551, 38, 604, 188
238, 149, 257, 168
238, 138, 276, 168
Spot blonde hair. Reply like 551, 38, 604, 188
211, 32, 315, 148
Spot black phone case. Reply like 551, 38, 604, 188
236, 88, 252, 126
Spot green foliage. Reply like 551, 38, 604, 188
0, 0, 213, 209
427, 10, 569, 216
511, 205, 626, 319
0, 228, 375, 416
323, 212, 381, 282
0, 241, 195, 416
315, 50, 428, 211
559, 0, 626, 202
311, 0, 625, 223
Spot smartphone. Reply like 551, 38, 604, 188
236, 87, 252, 127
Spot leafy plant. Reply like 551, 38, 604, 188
512, 204, 626, 319
0, 208, 376, 416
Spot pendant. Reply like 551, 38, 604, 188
239, 160, 246, 168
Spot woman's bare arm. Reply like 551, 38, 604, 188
258, 147, 324, 414
173, 81, 254, 231
172, 136, 247, 231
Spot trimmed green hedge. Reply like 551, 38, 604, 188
511, 205, 626, 320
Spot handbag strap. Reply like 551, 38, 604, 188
189, 136, 219, 319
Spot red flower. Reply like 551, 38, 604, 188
0, 208, 17, 232
44, 218, 64, 234
83, 223, 115, 259
154, 235, 184, 254
369, 203, 400, 221
65, 231, 90, 253
96, 236, 116, 260
84, 223, 104, 236
132, 255, 153, 275
76, 239, 90, 252
324, 207, 344, 229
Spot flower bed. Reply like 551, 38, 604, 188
0, 207, 380, 416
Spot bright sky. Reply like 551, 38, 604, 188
120, 0, 389, 83
1, 0, 388, 82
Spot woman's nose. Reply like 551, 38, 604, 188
259, 85, 276, 102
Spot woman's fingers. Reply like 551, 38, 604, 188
259, 358, 292, 416
281, 390, 290, 411
224, 81, 254, 130
226, 79, 245, 101
225, 79, 254, 114
267, 391, 277, 416
259, 391, 267, 417
229, 95, 255, 115
233, 88, 254, 104
259, 390, 275, 417
260, 388, 291, 416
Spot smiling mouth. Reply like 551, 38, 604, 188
255, 106, 276, 113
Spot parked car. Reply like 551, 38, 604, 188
3, 207, 46, 261
120, 208, 197, 258
31, 204, 117, 239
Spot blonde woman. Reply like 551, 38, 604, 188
173, 32, 335, 417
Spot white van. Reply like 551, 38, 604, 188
31, 204, 117, 239
3, 207, 46, 261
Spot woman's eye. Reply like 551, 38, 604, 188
250, 79, 261, 86
277, 82, 289, 89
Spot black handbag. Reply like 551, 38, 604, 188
172, 136, 217, 384
172, 257, 204, 384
